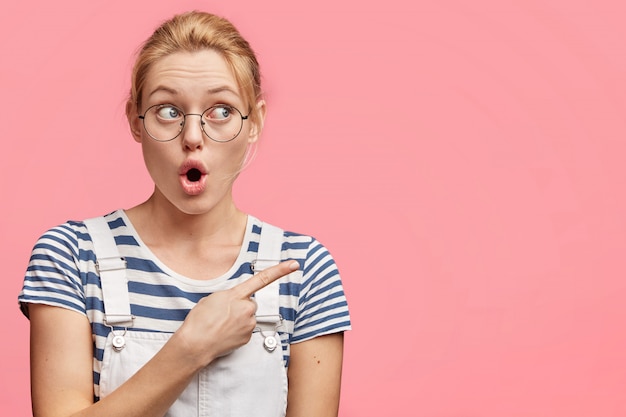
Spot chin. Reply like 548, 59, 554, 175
175, 195, 232, 217
152, 182, 234, 217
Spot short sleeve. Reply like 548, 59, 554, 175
291, 238, 351, 343
18, 222, 87, 318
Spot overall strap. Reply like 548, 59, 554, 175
84, 216, 134, 326
253, 223, 284, 322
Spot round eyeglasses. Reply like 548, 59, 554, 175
138, 104, 249, 143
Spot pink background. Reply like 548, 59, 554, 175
2, 1, 626, 416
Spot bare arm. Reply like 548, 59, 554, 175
286, 333, 345, 417
30, 305, 95, 417
29, 260, 300, 417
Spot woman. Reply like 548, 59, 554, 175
19, 11, 351, 417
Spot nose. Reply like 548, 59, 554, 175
180, 114, 205, 150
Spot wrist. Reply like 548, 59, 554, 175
170, 326, 217, 372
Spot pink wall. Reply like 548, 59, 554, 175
2, 1, 626, 416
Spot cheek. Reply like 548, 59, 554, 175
140, 142, 174, 179
206, 143, 251, 185
213, 140, 249, 168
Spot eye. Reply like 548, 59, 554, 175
205, 105, 233, 121
155, 105, 182, 120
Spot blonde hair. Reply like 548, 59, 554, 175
130, 11, 262, 125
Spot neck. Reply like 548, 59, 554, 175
126, 189, 247, 246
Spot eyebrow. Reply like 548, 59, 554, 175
206, 86, 239, 96
147, 86, 178, 98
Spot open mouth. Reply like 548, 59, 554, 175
186, 168, 202, 182
179, 160, 207, 196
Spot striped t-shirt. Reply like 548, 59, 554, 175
19, 210, 351, 400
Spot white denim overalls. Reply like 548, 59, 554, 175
85, 217, 288, 417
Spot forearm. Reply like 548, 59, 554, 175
69, 333, 201, 417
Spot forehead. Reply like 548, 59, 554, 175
143, 49, 241, 103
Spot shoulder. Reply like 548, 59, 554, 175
23, 210, 125, 295
31, 219, 89, 261
20, 218, 95, 318
252, 217, 328, 258
19, 210, 130, 318
288, 231, 351, 341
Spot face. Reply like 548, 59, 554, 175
127, 49, 265, 216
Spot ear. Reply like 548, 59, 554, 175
247, 100, 266, 144
126, 100, 143, 143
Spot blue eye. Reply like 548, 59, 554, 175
206, 106, 232, 120
156, 105, 182, 120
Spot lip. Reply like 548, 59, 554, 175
179, 159, 208, 196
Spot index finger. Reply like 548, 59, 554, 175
233, 260, 300, 298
